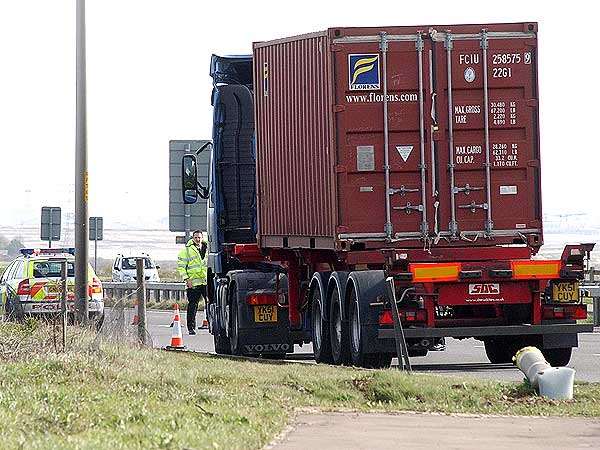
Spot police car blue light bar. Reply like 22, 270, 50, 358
20, 248, 76, 256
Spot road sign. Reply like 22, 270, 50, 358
169, 140, 211, 235
41, 207, 61, 247
89, 217, 103, 241
89, 216, 103, 272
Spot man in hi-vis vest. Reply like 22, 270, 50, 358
177, 230, 207, 335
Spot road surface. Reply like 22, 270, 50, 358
111, 308, 600, 382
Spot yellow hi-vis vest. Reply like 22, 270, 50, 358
177, 239, 207, 287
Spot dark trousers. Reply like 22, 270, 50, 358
186, 285, 207, 332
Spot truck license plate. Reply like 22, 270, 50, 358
552, 282, 579, 302
254, 305, 277, 322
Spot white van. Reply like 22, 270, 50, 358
112, 254, 160, 282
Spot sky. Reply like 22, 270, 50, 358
0, 0, 599, 231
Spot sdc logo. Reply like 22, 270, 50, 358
468, 283, 500, 295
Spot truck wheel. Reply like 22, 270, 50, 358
311, 274, 333, 364
214, 333, 231, 355
544, 347, 572, 367
484, 339, 519, 364
229, 285, 243, 355
329, 272, 350, 365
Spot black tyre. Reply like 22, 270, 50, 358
311, 276, 333, 364
544, 347, 573, 367
4, 297, 23, 322
349, 286, 389, 368
229, 284, 243, 355
408, 348, 428, 357
484, 339, 520, 364
214, 333, 232, 355
329, 273, 351, 365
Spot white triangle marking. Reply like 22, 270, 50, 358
396, 145, 413, 162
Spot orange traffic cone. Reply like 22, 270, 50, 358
131, 299, 139, 325
165, 304, 186, 351
199, 318, 209, 329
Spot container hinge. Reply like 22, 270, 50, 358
485, 220, 494, 235
389, 185, 419, 196
452, 184, 484, 195
393, 202, 423, 214
448, 220, 459, 238
458, 202, 488, 213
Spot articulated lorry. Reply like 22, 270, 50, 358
184, 22, 594, 367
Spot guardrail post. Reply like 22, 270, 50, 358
61, 260, 68, 351
136, 259, 147, 345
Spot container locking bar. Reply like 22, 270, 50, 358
481, 29, 494, 235
416, 32, 428, 237
445, 32, 458, 239
380, 31, 393, 240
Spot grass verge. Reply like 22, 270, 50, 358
1, 322, 599, 450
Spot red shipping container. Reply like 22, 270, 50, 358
253, 23, 541, 252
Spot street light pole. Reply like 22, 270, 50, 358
75, 0, 89, 325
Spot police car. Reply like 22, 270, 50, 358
0, 248, 104, 322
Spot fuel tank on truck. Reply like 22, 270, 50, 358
253, 23, 542, 252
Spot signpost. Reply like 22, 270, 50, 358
75, 0, 89, 324
169, 140, 211, 239
41, 206, 61, 248
89, 216, 103, 271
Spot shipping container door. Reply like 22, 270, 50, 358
334, 33, 435, 240
433, 28, 541, 242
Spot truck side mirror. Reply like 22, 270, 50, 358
182, 154, 198, 204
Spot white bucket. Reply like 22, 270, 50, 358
537, 367, 576, 400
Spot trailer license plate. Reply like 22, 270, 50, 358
254, 305, 277, 322
552, 282, 579, 302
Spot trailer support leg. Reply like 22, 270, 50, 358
385, 277, 412, 372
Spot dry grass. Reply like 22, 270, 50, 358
1, 321, 599, 450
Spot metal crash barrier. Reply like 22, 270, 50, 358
102, 282, 185, 303
581, 284, 600, 327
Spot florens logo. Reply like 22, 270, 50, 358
348, 54, 380, 91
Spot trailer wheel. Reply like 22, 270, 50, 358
311, 274, 333, 364
484, 339, 519, 364
349, 286, 389, 368
544, 347, 572, 367
329, 272, 350, 365
347, 271, 391, 369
